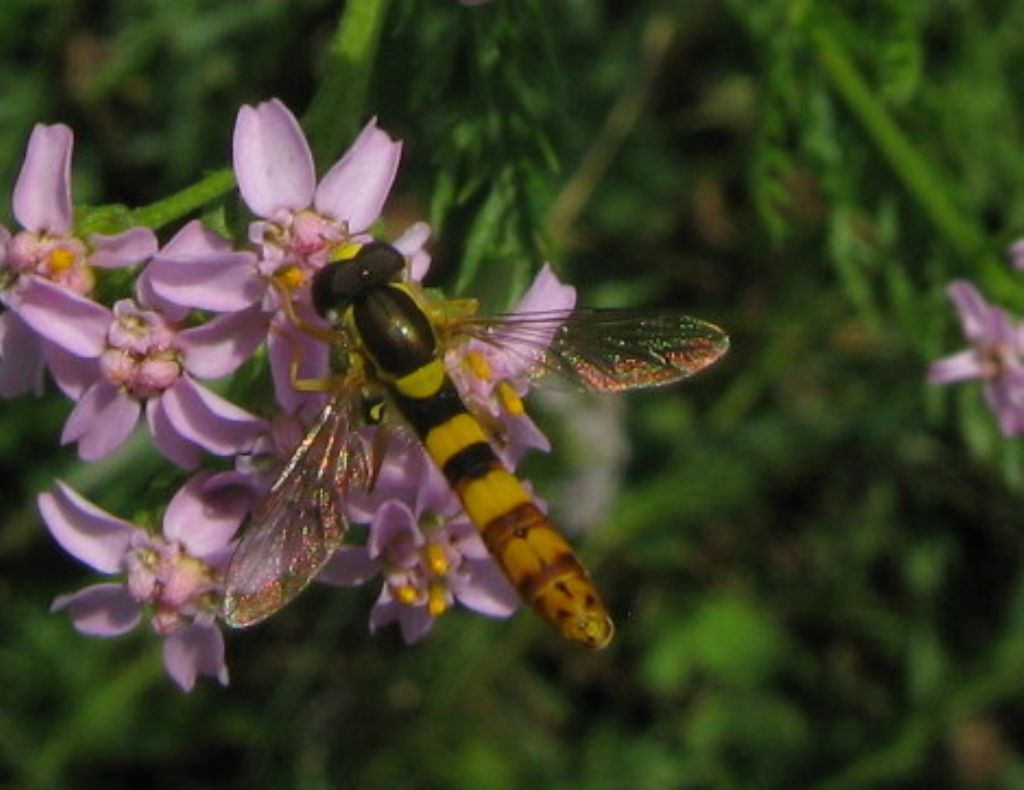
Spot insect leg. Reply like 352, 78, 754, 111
271, 279, 348, 346
366, 422, 401, 493
427, 298, 481, 339
271, 316, 351, 394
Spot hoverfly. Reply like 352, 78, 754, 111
222, 242, 728, 649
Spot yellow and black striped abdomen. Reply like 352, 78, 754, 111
344, 281, 612, 648
391, 366, 614, 649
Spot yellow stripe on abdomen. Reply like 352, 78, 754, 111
481, 502, 614, 650
456, 468, 532, 528
423, 413, 490, 469
393, 358, 446, 399
390, 373, 614, 649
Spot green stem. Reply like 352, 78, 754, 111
303, 0, 391, 170
813, 27, 1018, 300
129, 168, 235, 230
120, 1, 389, 231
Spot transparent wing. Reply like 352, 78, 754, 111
222, 394, 372, 627
457, 308, 730, 392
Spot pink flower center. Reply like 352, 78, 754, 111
979, 342, 1022, 380
253, 209, 351, 281
0, 231, 92, 294
383, 522, 462, 616
122, 536, 221, 636
101, 302, 183, 398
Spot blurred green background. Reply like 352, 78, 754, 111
4, 0, 1024, 786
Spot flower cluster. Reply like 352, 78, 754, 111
929, 278, 1024, 436
3, 99, 567, 691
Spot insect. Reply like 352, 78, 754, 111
222, 242, 728, 649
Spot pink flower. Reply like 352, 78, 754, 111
144, 100, 430, 413
146, 101, 425, 310
40, 475, 250, 692
447, 263, 576, 464
139, 220, 265, 318
0, 124, 157, 396
21, 286, 267, 465
234, 99, 401, 275
928, 280, 1024, 436
320, 444, 518, 644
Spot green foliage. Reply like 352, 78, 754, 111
390, 0, 563, 309
6, 0, 1024, 788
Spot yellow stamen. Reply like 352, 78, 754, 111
497, 380, 525, 416
425, 543, 449, 576
49, 247, 76, 274
394, 584, 419, 606
273, 265, 306, 290
465, 351, 493, 381
122, 314, 145, 331
427, 581, 448, 617
330, 241, 362, 262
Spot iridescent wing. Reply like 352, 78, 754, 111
222, 394, 372, 627
456, 308, 729, 392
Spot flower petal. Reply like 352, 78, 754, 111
13, 124, 73, 234
63, 383, 134, 449
393, 221, 431, 256
412, 451, 456, 516
42, 338, 100, 399
985, 372, 1024, 437
314, 117, 402, 232
369, 594, 435, 644
488, 264, 577, 380
454, 560, 520, 617
162, 472, 249, 557
61, 381, 141, 460
0, 310, 45, 397
947, 281, 996, 345
179, 307, 269, 379
514, 262, 576, 316
135, 264, 189, 323
268, 316, 329, 413
927, 349, 984, 384
318, 546, 379, 586
144, 220, 263, 313
499, 412, 551, 466
52, 583, 141, 636
15, 277, 112, 357
146, 397, 202, 470
39, 480, 138, 573
394, 221, 432, 282
159, 375, 266, 456
397, 604, 436, 644
448, 518, 491, 561
162, 622, 229, 692
369, 500, 422, 559
233, 99, 315, 217
88, 227, 158, 268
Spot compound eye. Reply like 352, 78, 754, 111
311, 262, 351, 319
352, 242, 405, 280
312, 243, 407, 319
